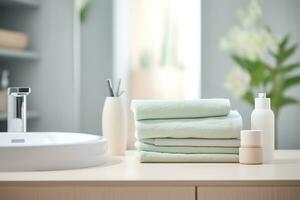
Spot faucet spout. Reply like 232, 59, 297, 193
7, 87, 31, 132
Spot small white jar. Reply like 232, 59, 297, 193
240, 130, 262, 147
239, 130, 263, 165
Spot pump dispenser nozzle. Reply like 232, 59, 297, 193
258, 93, 266, 98
255, 92, 270, 109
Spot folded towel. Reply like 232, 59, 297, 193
140, 138, 240, 147
131, 99, 230, 120
138, 151, 239, 163
136, 110, 242, 139
136, 142, 239, 154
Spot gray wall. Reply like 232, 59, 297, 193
202, 0, 300, 149
0, 0, 113, 134
80, 0, 113, 134
0, 0, 77, 132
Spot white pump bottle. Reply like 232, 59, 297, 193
251, 93, 274, 163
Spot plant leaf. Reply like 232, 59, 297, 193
278, 96, 299, 107
231, 55, 253, 71
252, 61, 271, 85
231, 55, 271, 86
280, 62, 300, 73
242, 90, 254, 106
283, 75, 300, 90
278, 44, 298, 64
279, 34, 290, 50
268, 49, 277, 60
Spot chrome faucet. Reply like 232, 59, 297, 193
7, 87, 31, 132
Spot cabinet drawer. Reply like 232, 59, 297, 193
197, 186, 300, 200
0, 186, 195, 200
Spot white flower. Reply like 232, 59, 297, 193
220, 0, 278, 61
224, 67, 251, 98
237, 0, 262, 28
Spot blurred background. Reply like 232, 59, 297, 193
0, 0, 299, 149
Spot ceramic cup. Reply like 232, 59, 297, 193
102, 96, 126, 156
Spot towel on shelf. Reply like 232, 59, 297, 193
136, 142, 239, 154
131, 99, 230, 120
138, 151, 239, 163
136, 110, 242, 139
140, 138, 240, 147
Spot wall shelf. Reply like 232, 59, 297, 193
0, 110, 38, 121
0, 48, 38, 60
0, 0, 39, 8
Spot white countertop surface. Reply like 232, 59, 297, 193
0, 150, 299, 183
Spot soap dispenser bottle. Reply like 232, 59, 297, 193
251, 93, 274, 163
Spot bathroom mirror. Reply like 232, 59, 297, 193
0, 0, 299, 150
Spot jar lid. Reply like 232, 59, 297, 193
240, 130, 262, 147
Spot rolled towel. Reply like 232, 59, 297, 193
140, 138, 240, 147
136, 110, 242, 139
131, 99, 230, 120
138, 151, 239, 163
136, 142, 239, 154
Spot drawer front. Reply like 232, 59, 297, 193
0, 186, 195, 200
197, 186, 300, 200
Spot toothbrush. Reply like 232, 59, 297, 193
106, 79, 114, 97
115, 79, 121, 96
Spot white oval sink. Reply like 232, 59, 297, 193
0, 132, 107, 171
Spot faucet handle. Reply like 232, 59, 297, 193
8, 87, 31, 96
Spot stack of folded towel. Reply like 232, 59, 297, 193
131, 99, 242, 163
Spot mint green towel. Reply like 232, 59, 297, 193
138, 151, 239, 163
136, 142, 239, 154
131, 99, 230, 120
136, 110, 242, 139
140, 138, 240, 147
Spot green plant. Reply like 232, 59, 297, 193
230, 35, 300, 111
76, 0, 91, 23
220, 0, 300, 147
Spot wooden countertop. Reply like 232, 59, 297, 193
0, 150, 299, 185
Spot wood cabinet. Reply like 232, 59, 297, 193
0, 186, 195, 200
2, 184, 300, 200
197, 186, 300, 200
